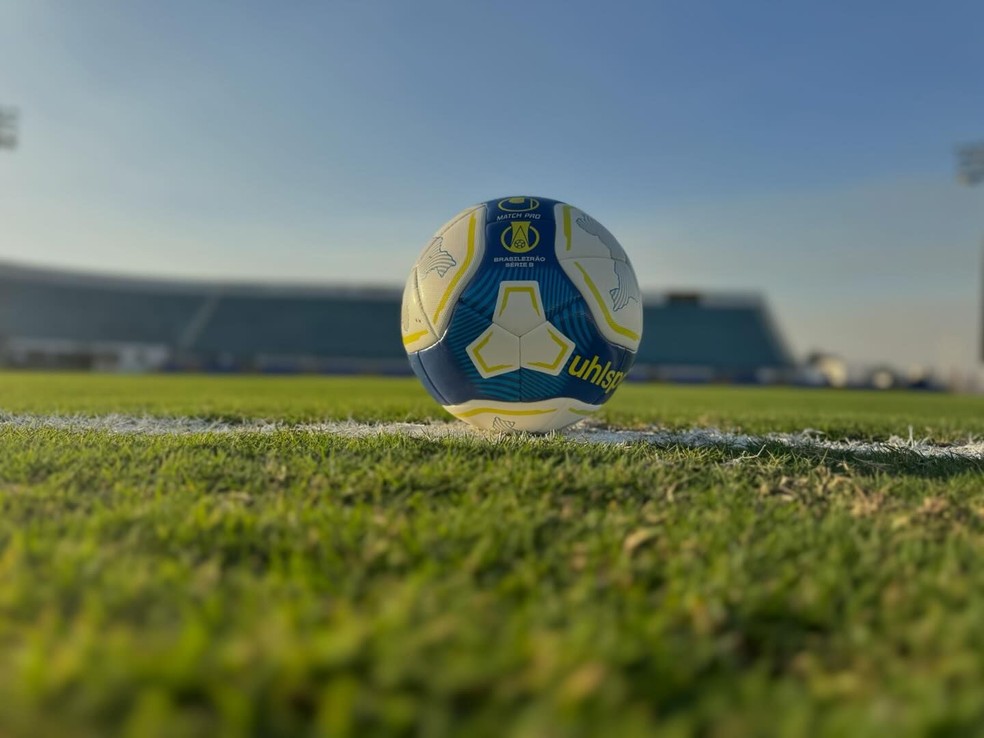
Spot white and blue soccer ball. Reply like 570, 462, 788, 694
401, 196, 643, 433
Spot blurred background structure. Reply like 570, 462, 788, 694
957, 142, 984, 187
0, 106, 17, 150
955, 140, 984, 366
0, 261, 795, 383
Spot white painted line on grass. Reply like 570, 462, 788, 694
1, 413, 981, 462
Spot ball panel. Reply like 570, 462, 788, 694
414, 300, 522, 404
558, 257, 643, 352
400, 268, 439, 351
406, 350, 449, 405
493, 280, 545, 336
519, 322, 574, 377
553, 204, 629, 263
414, 204, 486, 340
443, 397, 601, 433
466, 324, 520, 379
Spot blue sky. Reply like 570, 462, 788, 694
1, 0, 982, 375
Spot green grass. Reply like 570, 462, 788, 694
0, 373, 982, 737
1, 371, 982, 439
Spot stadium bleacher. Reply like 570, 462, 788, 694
0, 261, 793, 379
194, 295, 401, 361
0, 268, 203, 345
638, 294, 793, 382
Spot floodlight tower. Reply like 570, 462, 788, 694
957, 142, 984, 186
0, 106, 18, 150
0, 106, 15, 366
957, 141, 984, 363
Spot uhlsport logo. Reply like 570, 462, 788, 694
497, 196, 539, 212
501, 221, 540, 254
568, 354, 626, 394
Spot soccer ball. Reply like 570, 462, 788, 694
401, 196, 643, 433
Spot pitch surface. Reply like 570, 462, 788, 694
0, 374, 982, 737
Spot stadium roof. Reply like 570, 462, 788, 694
0, 260, 400, 300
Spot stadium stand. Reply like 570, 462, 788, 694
638, 293, 793, 383
0, 261, 794, 380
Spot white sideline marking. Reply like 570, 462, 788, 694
0, 413, 982, 462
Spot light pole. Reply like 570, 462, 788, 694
0, 106, 18, 150
0, 105, 15, 366
957, 142, 984, 186
957, 141, 984, 365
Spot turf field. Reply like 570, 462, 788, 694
0, 373, 982, 737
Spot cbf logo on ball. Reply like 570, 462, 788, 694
401, 196, 643, 433
501, 221, 539, 253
